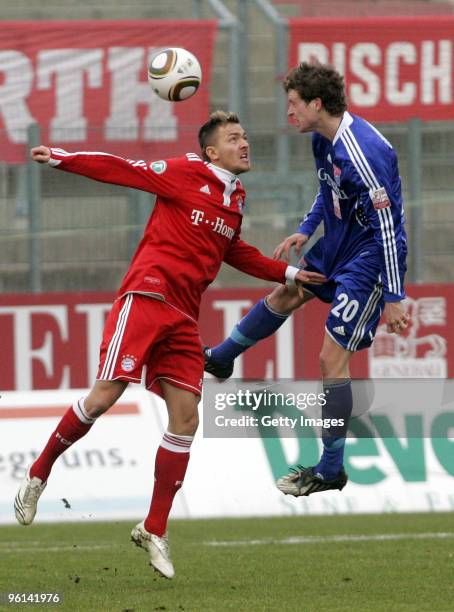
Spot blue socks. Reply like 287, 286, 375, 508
314, 379, 352, 481
210, 298, 288, 364
209, 299, 352, 482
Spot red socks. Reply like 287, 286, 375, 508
30, 406, 192, 537
144, 431, 194, 537
30, 399, 95, 482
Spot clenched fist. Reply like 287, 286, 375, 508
30, 146, 51, 163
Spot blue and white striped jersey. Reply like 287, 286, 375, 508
298, 111, 407, 302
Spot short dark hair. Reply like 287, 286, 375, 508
283, 61, 347, 116
198, 111, 240, 161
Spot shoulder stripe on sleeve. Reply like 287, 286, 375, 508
61, 150, 117, 157
377, 208, 397, 294
50, 148, 71, 156
186, 153, 202, 162
378, 207, 401, 294
342, 129, 379, 190
341, 129, 400, 296
346, 128, 383, 189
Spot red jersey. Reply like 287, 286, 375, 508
48, 149, 295, 319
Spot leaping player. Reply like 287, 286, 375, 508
204, 63, 410, 498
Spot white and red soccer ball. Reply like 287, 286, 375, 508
148, 47, 202, 102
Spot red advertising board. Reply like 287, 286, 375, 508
289, 16, 454, 122
0, 284, 452, 390
0, 21, 216, 163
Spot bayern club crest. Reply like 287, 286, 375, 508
121, 354, 137, 372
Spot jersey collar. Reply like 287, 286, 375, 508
206, 163, 238, 184
333, 111, 354, 145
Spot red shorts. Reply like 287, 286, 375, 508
97, 293, 204, 398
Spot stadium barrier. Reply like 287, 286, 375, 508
1, 385, 453, 524
0, 283, 453, 523
0, 284, 453, 391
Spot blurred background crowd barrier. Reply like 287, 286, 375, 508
1, 0, 454, 293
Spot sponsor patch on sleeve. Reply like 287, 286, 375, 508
150, 160, 167, 174
369, 186, 391, 210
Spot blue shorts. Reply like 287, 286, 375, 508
302, 255, 384, 353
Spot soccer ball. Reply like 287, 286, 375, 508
148, 47, 202, 102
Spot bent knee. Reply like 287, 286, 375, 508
267, 284, 304, 315
84, 397, 113, 418
319, 350, 350, 380
185, 413, 199, 435
319, 352, 333, 379
84, 380, 127, 418
170, 411, 199, 436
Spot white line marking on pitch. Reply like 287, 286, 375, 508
0, 541, 42, 546
0, 544, 116, 554
205, 532, 454, 547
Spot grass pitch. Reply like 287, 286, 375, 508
0, 513, 453, 611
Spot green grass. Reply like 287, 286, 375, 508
1, 513, 454, 612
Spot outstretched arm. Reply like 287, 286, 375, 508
30, 146, 184, 198
362, 189, 407, 304
345, 159, 410, 335
225, 236, 326, 285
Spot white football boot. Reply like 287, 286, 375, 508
14, 469, 47, 525
131, 521, 175, 579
